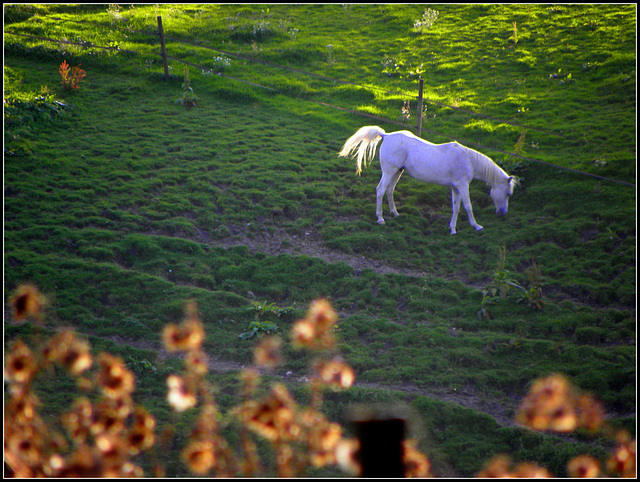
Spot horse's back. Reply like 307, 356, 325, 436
381, 133, 472, 185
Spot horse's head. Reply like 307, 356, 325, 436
490, 176, 517, 217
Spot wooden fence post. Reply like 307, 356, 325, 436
157, 16, 170, 79
353, 418, 406, 477
416, 77, 424, 137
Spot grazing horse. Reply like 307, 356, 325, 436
338, 125, 517, 234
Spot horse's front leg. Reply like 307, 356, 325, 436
449, 188, 462, 234
458, 183, 483, 231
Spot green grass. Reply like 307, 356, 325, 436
4, 4, 635, 477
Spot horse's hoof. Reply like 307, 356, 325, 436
377, 220, 386, 225
475, 226, 484, 231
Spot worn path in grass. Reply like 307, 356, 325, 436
203, 224, 433, 279
114, 329, 519, 428
112, 220, 637, 428
113, 218, 519, 425
118, 326, 632, 429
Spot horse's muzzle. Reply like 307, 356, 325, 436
496, 208, 507, 217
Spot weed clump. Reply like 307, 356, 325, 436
175, 66, 198, 109
479, 245, 546, 320
59, 60, 86, 91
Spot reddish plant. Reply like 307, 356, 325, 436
59, 60, 86, 91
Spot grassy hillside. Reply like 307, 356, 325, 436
4, 4, 635, 477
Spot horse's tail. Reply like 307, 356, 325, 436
338, 125, 386, 175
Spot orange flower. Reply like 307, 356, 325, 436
61, 397, 93, 443
5, 421, 45, 467
186, 349, 209, 375
182, 440, 216, 475
132, 406, 156, 432
95, 434, 128, 468
162, 317, 204, 352
606, 437, 636, 477
299, 408, 343, 467
547, 405, 578, 432
335, 438, 361, 476
402, 439, 432, 477
316, 358, 355, 389
515, 374, 577, 432
5, 339, 38, 384
291, 299, 338, 351
235, 383, 300, 442
306, 298, 338, 334
516, 374, 611, 435
291, 319, 316, 349
127, 407, 156, 455
91, 399, 127, 437
10, 284, 46, 322
513, 461, 553, 477
476, 454, 513, 477
167, 374, 197, 412
531, 374, 572, 410
96, 354, 135, 399
6, 390, 40, 424
51, 445, 101, 477
567, 455, 600, 478
189, 404, 219, 441
477, 454, 553, 478
275, 442, 297, 478
127, 426, 155, 456
309, 422, 342, 467
44, 330, 92, 375
103, 462, 145, 478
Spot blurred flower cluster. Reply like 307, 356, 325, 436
5, 287, 152, 477
477, 373, 635, 478
515, 373, 606, 433
477, 454, 552, 478
4, 285, 635, 478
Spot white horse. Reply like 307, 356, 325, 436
338, 125, 517, 234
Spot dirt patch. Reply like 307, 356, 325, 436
139, 225, 520, 425
118, 334, 520, 429
108, 225, 631, 438
206, 226, 431, 279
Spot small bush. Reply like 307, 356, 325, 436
59, 60, 86, 91
413, 8, 439, 33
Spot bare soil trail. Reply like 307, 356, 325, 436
120, 333, 520, 429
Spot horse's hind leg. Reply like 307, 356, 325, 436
375, 176, 389, 224
386, 169, 404, 218
375, 166, 400, 224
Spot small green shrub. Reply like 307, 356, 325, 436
175, 66, 198, 109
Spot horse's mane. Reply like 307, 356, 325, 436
465, 146, 515, 192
